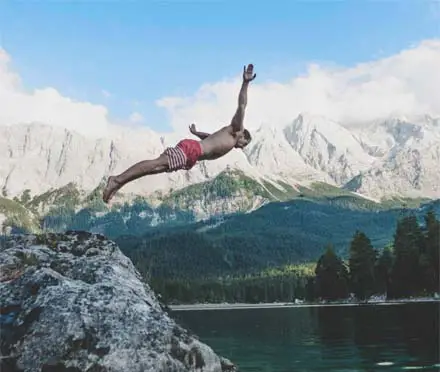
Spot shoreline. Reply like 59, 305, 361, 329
169, 298, 440, 311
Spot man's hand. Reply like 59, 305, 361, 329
189, 123, 197, 134
243, 64, 256, 83
189, 124, 211, 140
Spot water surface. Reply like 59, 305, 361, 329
173, 302, 439, 371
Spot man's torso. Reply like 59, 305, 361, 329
199, 126, 242, 160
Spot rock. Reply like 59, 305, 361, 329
220, 357, 236, 371
0, 231, 236, 372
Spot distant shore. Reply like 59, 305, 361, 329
169, 297, 440, 311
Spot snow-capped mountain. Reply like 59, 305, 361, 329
1, 114, 439, 201
345, 116, 440, 199
353, 116, 440, 154
245, 123, 331, 183
283, 114, 377, 184
0, 122, 256, 198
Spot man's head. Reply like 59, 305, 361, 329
235, 129, 252, 149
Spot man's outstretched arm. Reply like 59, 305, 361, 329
189, 124, 210, 140
231, 64, 256, 132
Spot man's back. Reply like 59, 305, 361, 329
190, 64, 256, 162
199, 126, 239, 160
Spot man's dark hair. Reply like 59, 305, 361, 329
243, 129, 252, 142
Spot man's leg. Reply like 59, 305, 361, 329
102, 154, 168, 203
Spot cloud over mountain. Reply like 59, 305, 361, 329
0, 49, 111, 137
1, 39, 439, 138
158, 40, 440, 133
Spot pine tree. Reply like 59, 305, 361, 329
315, 245, 349, 301
349, 231, 377, 300
423, 210, 440, 294
391, 214, 425, 297
375, 244, 394, 296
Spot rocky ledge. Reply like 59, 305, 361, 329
0, 231, 236, 372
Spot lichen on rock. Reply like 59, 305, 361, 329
0, 231, 236, 372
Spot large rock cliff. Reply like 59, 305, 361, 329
0, 231, 235, 372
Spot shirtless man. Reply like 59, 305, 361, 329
102, 63, 256, 203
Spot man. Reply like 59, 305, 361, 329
102, 63, 256, 203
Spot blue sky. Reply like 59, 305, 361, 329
0, 0, 438, 132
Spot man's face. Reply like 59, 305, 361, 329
235, 134, 251, 149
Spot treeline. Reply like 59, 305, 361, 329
148, 210, 439, 304
312, 210, 439, 301
151, 264, 316, 304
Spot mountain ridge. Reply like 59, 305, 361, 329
1, 114, 439, 229
114, 198, 440, 279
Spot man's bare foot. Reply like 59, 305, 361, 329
102, 176, 122, 204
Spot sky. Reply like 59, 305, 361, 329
0, 0, 439, 137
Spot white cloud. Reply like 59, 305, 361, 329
157, 39, 440, 133
1, 40, 439, 139
0, 48, 111, 137
129, 112, 144, 123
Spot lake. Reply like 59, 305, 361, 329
172, 302, 439, 371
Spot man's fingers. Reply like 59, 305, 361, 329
242, 64, 256, 81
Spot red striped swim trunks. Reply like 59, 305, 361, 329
164, 139, 203, 172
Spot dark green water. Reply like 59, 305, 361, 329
173, 303, 439, 372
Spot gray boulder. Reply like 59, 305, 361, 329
0, 231, 236, 372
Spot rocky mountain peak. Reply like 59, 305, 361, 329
1, 113, 440, 204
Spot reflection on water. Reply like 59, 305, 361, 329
173, 303, 439, 372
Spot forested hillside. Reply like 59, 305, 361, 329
133, 209, 440, 304
117, 199, 440, 279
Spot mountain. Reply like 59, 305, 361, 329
115, 199, 440, 279
0, 122, 256, 199
245, 123, 331, 183
0, 114, 439, 234
3, 166, 426, 239
284, 114, 376, 184
0, 196, 40, 234
345, 116, 440, 199
2, 114, 439, 201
